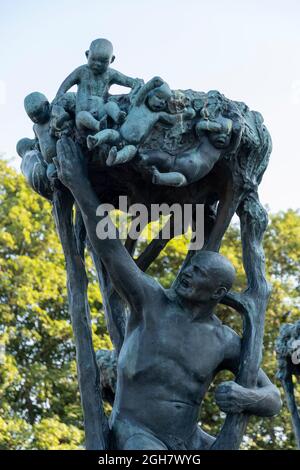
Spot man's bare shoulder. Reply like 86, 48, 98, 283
221, 324, 241, 345
220, 324, 241, 361
143, 273, 166, 299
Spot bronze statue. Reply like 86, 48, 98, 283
17, 38, 281, 450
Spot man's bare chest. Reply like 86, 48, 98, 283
122, 312, 224, 383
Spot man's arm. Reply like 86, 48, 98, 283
54, 137, 161, 313
215, 326, 282, 417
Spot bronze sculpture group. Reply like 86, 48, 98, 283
17, 38, 287, 450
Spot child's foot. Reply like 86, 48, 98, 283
106, 146, 118, 166
117, 111, 127, 124
87, 134, 99, 150
151, 167, 161, 185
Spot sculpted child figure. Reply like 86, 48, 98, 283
55, 38, 141, 136
23, 92, 57, 180
23, 92, 75, 180
139, 113, 242, 187
87, 76, 196, 166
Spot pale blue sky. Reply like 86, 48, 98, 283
1, 0, 300, 211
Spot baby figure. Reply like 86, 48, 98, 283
87, 76, 195, 166
23, 91, 74, 181
55, 38, 140, 136
139, 113, 237, 187
23, 92, 58, 180
50, 92, 76, 138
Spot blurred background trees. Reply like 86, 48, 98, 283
0, 157, 299, 449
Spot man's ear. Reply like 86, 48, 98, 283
211, 286, 228, 301
85, 50, 89, 59
110, 55, 115, 63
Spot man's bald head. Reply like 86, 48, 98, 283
192, 251, 236, 291
176, 251, 236, 306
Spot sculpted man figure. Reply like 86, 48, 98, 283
54, 137, 281, 450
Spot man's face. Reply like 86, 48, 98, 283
176, 259, 218, 303
88, 47, 112, 74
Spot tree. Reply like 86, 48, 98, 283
0, 157, 299, 449
0, 158, 110, 449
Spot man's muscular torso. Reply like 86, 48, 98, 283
112, 286, 233, 442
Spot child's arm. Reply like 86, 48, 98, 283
111, 70, 141, 89
158, 112, 179, 125
228, 120, 244, 155
133, 76, 164, 106
158, 108, 196, 125
55, 67, 82, 99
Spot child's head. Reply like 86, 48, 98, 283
24, 92, 50, 124
86, 38, 115, 74
16, 138, 36, 158
196, 115, 233, 149
147, 83, 172, 112
168, 90, 190, 114
208, 116, 232, 148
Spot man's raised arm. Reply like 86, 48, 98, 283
54, 137, 158, 312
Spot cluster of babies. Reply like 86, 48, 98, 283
17, 38, 239, 188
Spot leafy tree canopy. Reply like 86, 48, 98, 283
0, 157, 299, 449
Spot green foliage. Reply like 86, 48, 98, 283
0, 157, 299, 449
0, 158, 110, 449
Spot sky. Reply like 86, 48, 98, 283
0, 0, 300, 211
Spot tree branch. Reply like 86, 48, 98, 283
212, 191, 271, 449
52, 189, 108, 450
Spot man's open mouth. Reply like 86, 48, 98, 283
181, 277, 190, 288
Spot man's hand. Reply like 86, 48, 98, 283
215, 380, 259, 414
54, 136, 87, 190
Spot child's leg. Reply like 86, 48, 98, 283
76, 110, 101, 132
152, 168, 188, 187
105, 101, 126, 124
106, 145, 137, 166
87, 129, 120, 150
51, 104, 70, 130
46, 162, 57, 181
